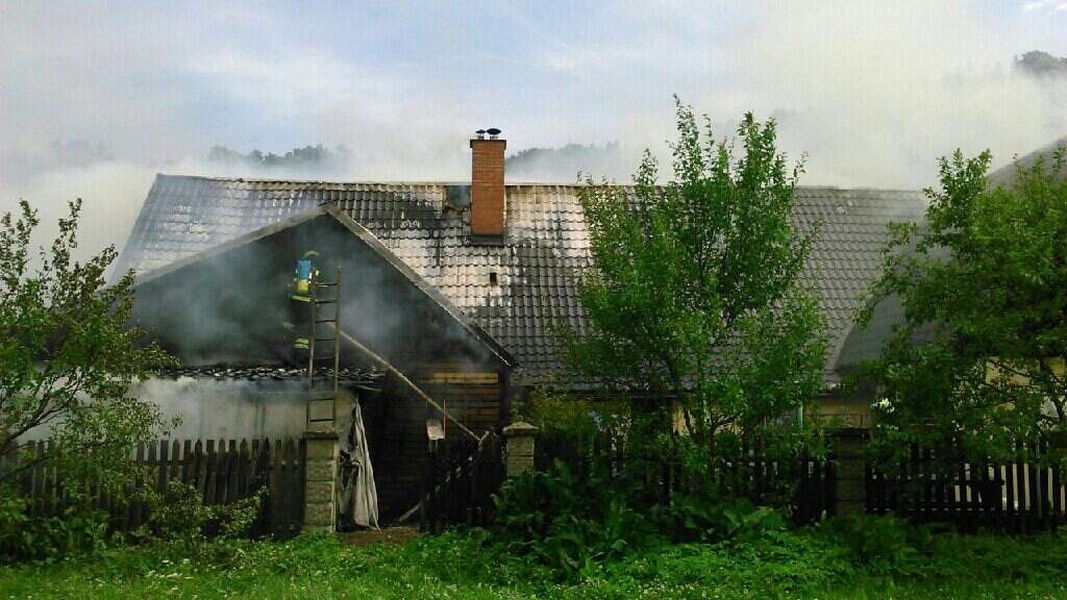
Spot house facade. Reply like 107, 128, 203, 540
117, 133, 928, 517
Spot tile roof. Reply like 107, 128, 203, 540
118, 175, 926, 385
986, 134, 1067, 188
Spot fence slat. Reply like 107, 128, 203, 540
864, 436, 1065, 532
6, 436, 304, 540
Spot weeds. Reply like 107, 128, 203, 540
3, 526, 1066, 599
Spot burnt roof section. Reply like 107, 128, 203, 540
130, 203, 513, 370
119, 174, 927, 385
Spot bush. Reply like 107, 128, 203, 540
491, 461, 658, 578
657, 494, 787, 544
821, 513, 933, 575
138, 481, 266, 546
0, 486, 110, 563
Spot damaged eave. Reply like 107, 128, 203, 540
129, 202, 516, 371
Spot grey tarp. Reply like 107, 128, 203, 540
338, 399, 379, 529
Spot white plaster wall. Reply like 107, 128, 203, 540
138, 377, 307, 441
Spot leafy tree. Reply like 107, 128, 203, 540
1015, 50, 1067, 79
207, 143, 350, 171
564, 100, 826, 445
0, 199, 175, 492
862, 147, 1067, 465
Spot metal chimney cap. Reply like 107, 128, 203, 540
486, 127, 501, 139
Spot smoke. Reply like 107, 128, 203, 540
0, 160, 156, 273
136, 377, 307, 440
726, 1, 1067, 188
2, 1, 1066, 267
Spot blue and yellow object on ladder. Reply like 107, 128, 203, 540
288, 250, 341, 429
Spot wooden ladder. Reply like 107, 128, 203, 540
306, 266, 342, 429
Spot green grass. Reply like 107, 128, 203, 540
3, 528, 1067, 599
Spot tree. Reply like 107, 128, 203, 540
862, 147, 1067, 465
1016, 50, 1067, 79
207, 143, 350, 172
563, 100, 826, 444
0, 199, 175, 492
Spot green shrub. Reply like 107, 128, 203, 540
138, 481, 266, 545
491, 461, 658, 579
821, 513, 932, 575
657, 494, 787, 543
0, 486, 110, 563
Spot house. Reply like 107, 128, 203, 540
986, 134, 1067, 188
117, 132, 927, 516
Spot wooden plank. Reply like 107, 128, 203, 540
267, 439, 281, 535
148, 440, 161, 496
155, 440, 168, 495
128, 442, 146, 530
426, 372, 499, 385
170, 440, 183, 487
181, 440, 193, 484
218, 440, 231, 505
236, 440, 250, 499
1052, 460, 1063, 522
195, 440, 208, 500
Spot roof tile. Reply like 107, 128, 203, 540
118, 176, 926, 385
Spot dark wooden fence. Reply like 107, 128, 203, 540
867, 439, 1066, 532
2, 438, 306, 538
420, 433, 504, 532
537, 430, 836, 524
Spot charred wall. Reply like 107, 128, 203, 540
130, 212, 512, 520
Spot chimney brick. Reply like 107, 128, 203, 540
469, 138, 506, 237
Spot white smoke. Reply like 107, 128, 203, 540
136, 377, 307, 440
2, 0, 1066, 267
728, 1, 1067, 188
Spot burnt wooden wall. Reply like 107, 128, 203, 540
361, 362, 505, 521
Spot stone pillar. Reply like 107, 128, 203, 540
832, 427, 869, 516
303, 429, 339, 533
502, 422, 538, 478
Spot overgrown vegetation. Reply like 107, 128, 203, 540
520, 101, 828, 578
0, 199, 178, 561
501, 393, 829, 579
1, 476, 265, 563
3, 524, 1067, 598
861, 147, 1067, 469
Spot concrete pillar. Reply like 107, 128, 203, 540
303, 429, 339, 533
502, 422, 538, 478
833, 427, 869, 516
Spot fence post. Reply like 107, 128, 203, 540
832, 427, 868, 516
503, 422, 538, 478
302, 430, 339, 533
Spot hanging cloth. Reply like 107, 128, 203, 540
339, 398, 379, 529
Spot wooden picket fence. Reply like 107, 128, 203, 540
867, 439, 1067, 532
2, 438, 306, 538
536, 430, 836, 524
420, 433, 505, 533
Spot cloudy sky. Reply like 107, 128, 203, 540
1, 1, 1065, 257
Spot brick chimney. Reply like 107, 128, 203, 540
469, 129, 506, 239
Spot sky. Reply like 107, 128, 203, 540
1, 1, 1066, 259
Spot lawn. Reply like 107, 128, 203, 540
2, 527, 1066, 599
